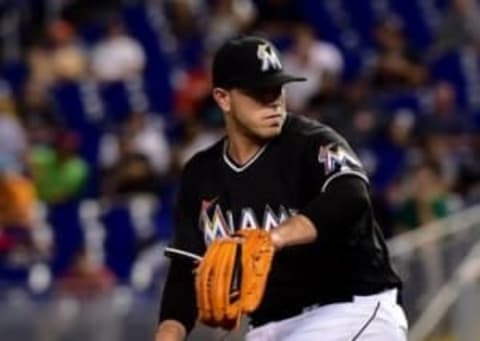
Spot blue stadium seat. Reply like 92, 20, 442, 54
378, 91, 422, 116
430, 50, 468, 109
122, 5, 173, 115
342, 0, 376, 49
434, 0, 449, 10
47, 201, 85, 276
99, 81, 131, 123
390, 0, 435, 51
298, 0, 343, 47
50, 81, 102, 196
101, 204, 136, 282
78, 22, 104, 47
154, 185, 176, 240
0, 62, 27, 98
340, 49, 365, 83
51, 81, 94, 129
0, 267, 29, 286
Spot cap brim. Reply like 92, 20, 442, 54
239, 73, 307, 89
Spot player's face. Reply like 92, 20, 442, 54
228, 86, 287, 139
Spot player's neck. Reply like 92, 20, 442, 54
226, 133, 266, 166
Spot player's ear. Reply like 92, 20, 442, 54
212, 87, 231, 113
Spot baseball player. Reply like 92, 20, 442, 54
155, 36, 408, 341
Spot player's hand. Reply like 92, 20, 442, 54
155, 320, 186, 341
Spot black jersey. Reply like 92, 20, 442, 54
165, 114, 402, 326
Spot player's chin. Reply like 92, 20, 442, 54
257, 125, 283, 138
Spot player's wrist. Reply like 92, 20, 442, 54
269, 229, 284, 251
269, 215, 318, 251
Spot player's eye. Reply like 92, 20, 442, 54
242, 86, 283, 104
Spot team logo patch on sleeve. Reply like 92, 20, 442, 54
317, 143, 362, 175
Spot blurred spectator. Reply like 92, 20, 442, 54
205, 0, 257, 51
371, 16, 427, 90
19, 79, 59, 146
283, 23, 344, 112
173, 52, 212, 120
172, 97, 224, 171
432, 0, 480, 55
252, 0, 302, 36
30, 131, 89, 204
0, 94, 28, 173
369, 109, 417, 194
90, 20, 146, 82
420, 81, 470, 136
61, 0, 121, 27
394, 161, 455, 231
27, 44, 56, 88
167, 0, 203, 42
0, 81, 35, 264
0, 170, 36, 230
0, 169, 36, 264
99, 112, 171, 178
418, 81, 470, 188
26, 19, 87, 86
99, 112, 170, 198
100, 134, 160, 199
48, 19, 88, 82
421, 132, 461, 191
164, 0, 207, 68
58, 248, 115, 299
305, 77, 379, 149
458, 131, 480, 203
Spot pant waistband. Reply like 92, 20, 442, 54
250, 295, 354, 328
250, 288, 400, 328
353, 288, 398, 305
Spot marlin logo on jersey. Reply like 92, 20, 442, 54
257, 43, 282, 71
199, 202, 296, 245
318, 143, 362, 175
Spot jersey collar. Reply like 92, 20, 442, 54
222, 139, 269, 172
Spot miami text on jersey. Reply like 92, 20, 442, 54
199, 203, 297, 245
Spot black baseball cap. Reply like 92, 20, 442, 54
212, 36, 306, 90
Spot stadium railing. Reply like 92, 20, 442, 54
388, 204, 480, 341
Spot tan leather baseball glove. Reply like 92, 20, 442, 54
195, 229, 274, 329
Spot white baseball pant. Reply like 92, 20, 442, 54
246, 289, 408, 341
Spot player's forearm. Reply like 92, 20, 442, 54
269, 214, 317, 250
270, 177, 371, 250
299, 176, 370, 243
159, 258, 198, 336
155, 320, 186, 341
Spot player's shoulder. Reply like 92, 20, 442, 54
282, 114, 348, 145
182, 137, 225, 174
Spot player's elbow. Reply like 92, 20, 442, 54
327, 176, 372, 237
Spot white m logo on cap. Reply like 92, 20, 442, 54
257, 43, 282, 72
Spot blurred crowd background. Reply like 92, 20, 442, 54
0, 0, 480, 339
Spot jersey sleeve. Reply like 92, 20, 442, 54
303, 127, 368, 193
299, 127, 372, 242
164, 155, 206, 262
